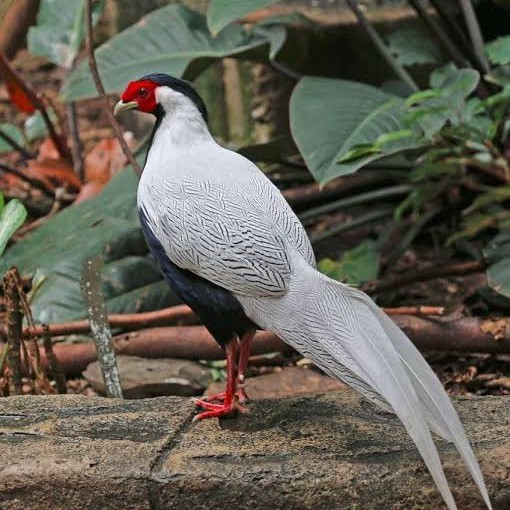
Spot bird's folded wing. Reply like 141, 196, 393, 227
146, 180, 294, 297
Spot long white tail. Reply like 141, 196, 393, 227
240, 253, 492, 510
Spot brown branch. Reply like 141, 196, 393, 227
0, 162, 55, 197
4, 314, 510, 375
11, 303, 447, 341
84, 0, 142, 177
42, 325, 67, 394
12, 304, 197, 339
383, 306, 445, 316
361, 260, 486, 294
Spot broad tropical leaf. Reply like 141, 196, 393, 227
62, 4, 275, 101
484, 231, 510, 298
0, 198, 27, 257
28, 0, 104, 68
290, 77, 423, 183
318, 241, 380, 285
207, 0, 282, 35
0, 124, 24, 153
386, 27, 442, 66
486, 35, 510, 66
0, 170, 178, 322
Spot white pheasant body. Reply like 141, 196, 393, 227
134, 82, 492, 510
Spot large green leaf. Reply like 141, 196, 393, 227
484, 231, 510, 298
0, 124, 24, 153
318, 241, 380, 285
0, 198, 27, 257
207, 0, 282, 35
485, 35, 510, 66
386, 27, 442, 66
0, 170, 178, 323
290, 77, 423, 183
28, 0, 103, 68
62, 4, 274, 102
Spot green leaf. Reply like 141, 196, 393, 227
485, 35, 510, 66
290, 77, 425, 183
24, 109, 57, 142
484, 230, 510, 299
0, 124, 24, 153
207, 0, 282, 35
0, 198, 27, 257
337, 143, 381, 163
386, 27, 442, 66
318, 241, 380, 285
0, 170, 178, 323
62, 4, 275, 102
28, 0, 103, 68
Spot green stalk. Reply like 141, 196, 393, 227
310, 209, 393, 244
345, 0, 419, 92
299, 184, 411, 222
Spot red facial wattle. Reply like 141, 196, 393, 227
121, 79, 158, 113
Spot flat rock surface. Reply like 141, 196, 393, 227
84, 355, 211, 398
0, 392, 508, 509
206, 366, 345, 400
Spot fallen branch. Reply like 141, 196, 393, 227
84, 0, 142, 177
361, 260, 486, 294
5, 314, 510, 375
11, 303, 442, 340
9, 304, 197, 339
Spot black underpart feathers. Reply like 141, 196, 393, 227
139, 207, 257, 346
140, 73, 208, 123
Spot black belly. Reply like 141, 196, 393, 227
139, 207, 256, 346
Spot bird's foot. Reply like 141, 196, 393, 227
196, 386, 249, 405
192, 398, 249, 421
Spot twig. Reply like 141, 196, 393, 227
42, 325, 67, 394
0, 161, 55, 197
2, 268, 23, 394
81, 256, 123, 398
66, 102, 84, 180
361, 260, 486, 294
407, 0, 469, 70
0, 127, 34, 159
428, 0, 486, 71
8, 304, 197, 339
84, 0, 142, 177
269, 61, 303, 81
383, 306, 444, 316
299, 184, 411, 223
345, 0, 418, 92
459, 0, 490, 74
310, 209, 393, 244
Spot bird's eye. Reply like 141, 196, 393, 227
138, 87, 148, 97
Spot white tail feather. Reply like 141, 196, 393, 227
240, 254, 491, 510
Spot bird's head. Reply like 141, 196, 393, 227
113, 73, 208, 122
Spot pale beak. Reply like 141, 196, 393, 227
113, 100, 138, 116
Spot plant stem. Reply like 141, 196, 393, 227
84, 0, 142, 177
299, 184, 411, 222
0, 162, 55, 196
345, 0, 419, 92
66, 102, 84, 181
459, 0, 490, 73
310, 208, 393, 244
407, 0, 469, 70
0, 127, 34, 159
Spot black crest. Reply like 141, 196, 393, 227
140, 73, 208, 123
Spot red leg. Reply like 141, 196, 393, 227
195, 330, 255, 407
236, 330, 255, 404
193, 339, 240, 421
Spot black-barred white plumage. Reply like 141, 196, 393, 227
114, 74, 492, 510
